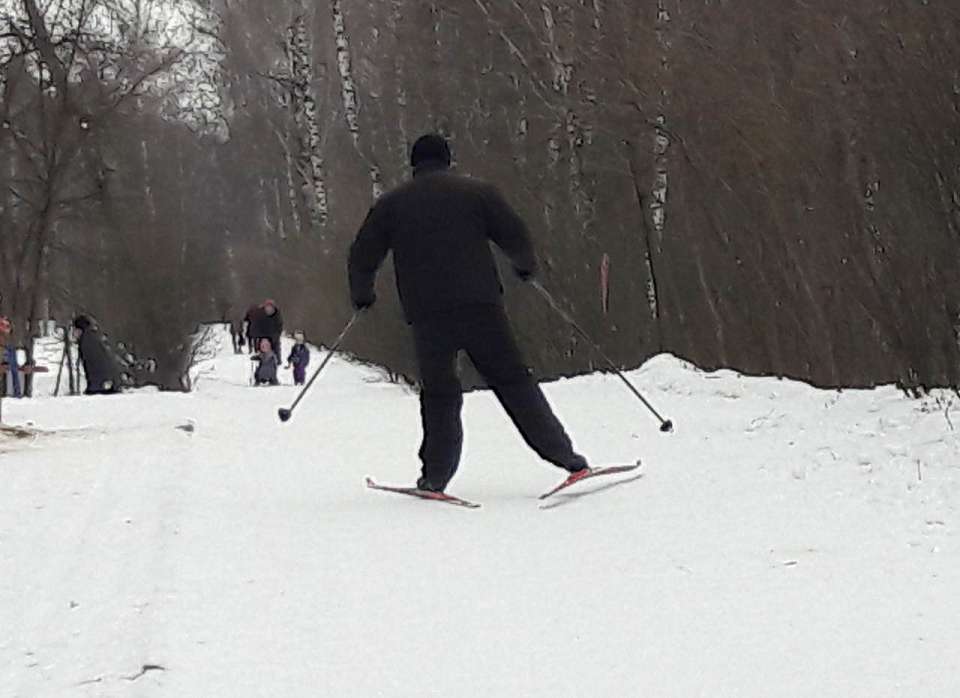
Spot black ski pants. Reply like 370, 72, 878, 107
412, 304, 586, 490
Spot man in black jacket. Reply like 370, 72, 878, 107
348, 133, 588, 493
246, 300, 283, 356
73, 315, 122, 395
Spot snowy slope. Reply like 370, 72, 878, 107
1, 327, 958, 697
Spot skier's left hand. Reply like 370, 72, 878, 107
514, 267, 536, 282
352, 292, 376, 311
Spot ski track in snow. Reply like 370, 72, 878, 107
1, 328, 959, 697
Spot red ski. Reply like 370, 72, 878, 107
538, 461, 642, 500
365, 477, 481, 509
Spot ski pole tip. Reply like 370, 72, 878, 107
278, 408, 292, 423
660, 419, 674, 433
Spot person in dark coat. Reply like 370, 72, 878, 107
73, 315, 122, 395
251, 337, 279, 385
229, 316, 245, 354
286, 331, 310, 386
242, 304, 257, 353
348, 133, 589, 493
246, 300, 283, 357
0, 315, 14, 398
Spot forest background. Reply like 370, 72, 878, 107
1, 0, 957, 391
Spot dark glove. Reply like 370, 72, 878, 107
353, 293, 376, 311
514, 267, 536, 282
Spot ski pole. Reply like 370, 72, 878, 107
277, 310, 362, 423
530, 280, 674, 433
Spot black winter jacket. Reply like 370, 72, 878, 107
348, 163, 538, 323
247, 306, 284, 340
78, 328, 121, 392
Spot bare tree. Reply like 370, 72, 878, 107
3, 0, 957, 395
0, 0, 222, 392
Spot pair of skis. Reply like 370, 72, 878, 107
365, 460, 641, 509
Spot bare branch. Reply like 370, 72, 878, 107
45, 0, 68, 35
64, 0, 94, 73
106, 46, 186, 113
2, 16, 35, 52
8, 185, 40, 209
54, 187, 101, 207
4, 125, 47, 179
254, 70, 296, 89
21, 0, 68, 90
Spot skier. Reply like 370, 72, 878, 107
251, 337, 280, 386
73, 315, 122, 395
348, 133, 590, 493
286, 331, 310, 386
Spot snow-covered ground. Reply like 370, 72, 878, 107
2, 327, 958, 697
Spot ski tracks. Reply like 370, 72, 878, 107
1, 426, 192, 696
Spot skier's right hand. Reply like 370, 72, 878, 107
514, 267, 536, 282
352, 293, 376, 311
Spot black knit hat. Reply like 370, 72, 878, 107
410, 134, 451, 168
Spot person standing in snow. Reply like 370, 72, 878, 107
246, 300, 284, 357
242, 304, 257, 353
251, 337, 280, 386
229, 315, 245, 354
0, 315, 14, 398
286, 331, 310, 386
347, 133, 590, 493
73, 315, 122, 395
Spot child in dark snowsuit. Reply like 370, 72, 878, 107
286, 331, 310, 386
251, 338, 279, 385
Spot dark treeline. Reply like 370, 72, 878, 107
1, 0, 957, 391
